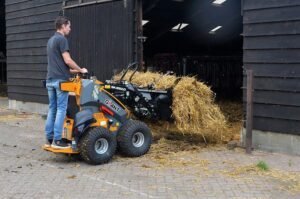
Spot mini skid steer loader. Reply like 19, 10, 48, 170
43, 73, 152, 165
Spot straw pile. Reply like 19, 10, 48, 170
114, 70, 230, 143
144, 138, 210, 169
114, 71, 178, 89
217, 101, 243, 142
223, 163, 300, 194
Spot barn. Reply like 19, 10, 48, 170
2, 0, 300, 155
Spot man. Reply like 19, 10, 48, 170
45, 16, 88, 149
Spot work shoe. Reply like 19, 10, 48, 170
44, 139, 53, 148
51, 140, 71, 149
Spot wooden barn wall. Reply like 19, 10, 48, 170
243, 0, 300, 135
0, 1, 5, 55
5, 0, 63, 103
0, 1, 6, 84
6, 0, 135, 104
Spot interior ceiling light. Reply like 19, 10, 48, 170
209, 26, 222, 34
171, 23, 189, 32
212, 0, 226, 5
142, 20, 149, 26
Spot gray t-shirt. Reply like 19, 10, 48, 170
46, 32, 71, 80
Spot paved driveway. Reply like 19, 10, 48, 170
0, 103, 300, 199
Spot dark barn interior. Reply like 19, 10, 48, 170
142, 0, 243, 100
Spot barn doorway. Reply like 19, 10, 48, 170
142, 0, 243, 101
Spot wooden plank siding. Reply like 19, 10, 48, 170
5, 0, 63, 104
0, 1, 5, 55
5, 0, 135, 104
243, 0, 300, 134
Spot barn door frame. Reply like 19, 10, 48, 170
62, 0, 128, 10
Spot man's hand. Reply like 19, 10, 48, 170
70, 68, 88, 74
80, 68, 88, 73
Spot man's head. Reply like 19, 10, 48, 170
55, 16, 71, 36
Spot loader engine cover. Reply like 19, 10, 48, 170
80, 79, 128, 123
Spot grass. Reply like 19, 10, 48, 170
256, 161, 269, 171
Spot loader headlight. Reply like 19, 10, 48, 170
100, 121, 107, 126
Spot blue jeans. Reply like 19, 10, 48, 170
45, 79, 69, 141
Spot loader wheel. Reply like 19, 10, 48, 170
117, 120, 152, 157
79, 127, 116, 165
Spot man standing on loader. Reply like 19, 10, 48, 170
45, 16, 88, 149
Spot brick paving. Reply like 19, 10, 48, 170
0, 98, 300, 199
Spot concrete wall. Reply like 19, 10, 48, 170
9, 100, 48, 115
241, 128, 300, 156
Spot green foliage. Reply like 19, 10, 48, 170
256, 161, 269, 171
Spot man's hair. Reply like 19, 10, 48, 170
55, 16, 70, 30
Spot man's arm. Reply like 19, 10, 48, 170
70, 69, 79, 74
62, 51, 87, 73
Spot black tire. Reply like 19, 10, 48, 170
117, 120, 152, 157
79, 127, 117, 165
